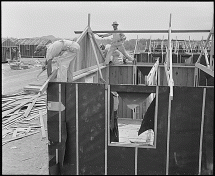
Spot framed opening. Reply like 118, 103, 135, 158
108, 85, 158, 148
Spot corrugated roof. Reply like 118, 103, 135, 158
14, 38, 52, 46
1, 38, 18, 47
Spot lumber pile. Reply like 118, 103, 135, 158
24, 84, 42, 94
2, 91, 47, 145
8, 60, 30, 70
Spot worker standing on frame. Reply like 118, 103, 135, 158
41, 39, 80, 82
97, 21, 134, 65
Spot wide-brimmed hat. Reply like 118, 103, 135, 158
112, 21, 119, 26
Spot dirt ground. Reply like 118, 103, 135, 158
2, 58, 50, 175
2, 58, 48, 95
2, 116, 49, 175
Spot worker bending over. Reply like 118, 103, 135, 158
39, 40, 80, 82
97, 21, 134, 65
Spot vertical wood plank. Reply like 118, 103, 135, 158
198, 88, 206, 175
76, 84, 79, 175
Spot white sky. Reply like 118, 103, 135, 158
1, 1, 214, 40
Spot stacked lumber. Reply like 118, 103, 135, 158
24, 84, 42, 94
2, 91, 47, 145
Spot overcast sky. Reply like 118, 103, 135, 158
1, 1, 214, 40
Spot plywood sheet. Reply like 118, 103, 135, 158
78, 83, 105, 175
137, 86, 169, 175
168, 87, 203, 175
107, 146, 135, 175
201, 88, 214, 175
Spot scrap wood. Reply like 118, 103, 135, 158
2, 94, 39, 118
24, 110, 47, 121
2, 131, 40, 145
39, 110, 46, 138
12, 129, 18, 138
10, 125, 42, 129
2, 129, 13, 137
24, 96, 39, 118
39, 68, 58, 95
2, 99, 17, 108
3, 113, 24, 125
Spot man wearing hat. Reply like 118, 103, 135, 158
35, 39, 80, 82
97, 21, 134, 65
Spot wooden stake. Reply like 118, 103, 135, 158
39, 110, 46, 138
24, 96, 38, 118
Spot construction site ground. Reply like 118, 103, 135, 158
2, 58, 49, 175
2, 58, 148, 174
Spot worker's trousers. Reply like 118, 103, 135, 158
56, 49, 79, 82
105, 44, 133, 64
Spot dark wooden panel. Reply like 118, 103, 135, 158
160, 67, 194, 86
78, 83, 105, 175
61, 83, 76, 175
108, 146, 135, 175
47, 82, 67, 175
172, 67, 195, 86
109, 66, 118, 84
111, 84, 156, 93
168, 87, 203, 175
137, 86, 169, 175
201, 88, 214, 175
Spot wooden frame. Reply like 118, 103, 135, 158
195, 16, 214, 79
164, 14, 174, 100
146, 59, 159, 85
107, 85, 158, 149
198, 88, 206, 175
75, 29, 210, 34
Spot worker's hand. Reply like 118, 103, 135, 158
98, 34, 104, 38
42, 64, 47, 71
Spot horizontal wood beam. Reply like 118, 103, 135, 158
39, 68, 58, 95
73, 65, 106, 81
74, 30, 210, 34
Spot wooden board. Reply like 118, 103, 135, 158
109, 66, 133, 119
159, 66, 195, 86
168, 87, 203, 175
137, 86, 169, 175
78, 83, 105, 175
107, 147, 135, 175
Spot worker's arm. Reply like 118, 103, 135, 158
46, 59, 52, 77
119, 33, 126, 42
98, 33, 112, 38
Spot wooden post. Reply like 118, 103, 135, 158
58, 84, 61, 143
76, 84, 79, 175
134, 35, 138, 54
198, 88, 206, 175
9, 47, 12, 60
161, 36, 164, 63
89, 31, 106, 83
88, 13, 90, 27
104, 84, 108, 175
209, 14, 214, 71
166, 92, 172, 175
